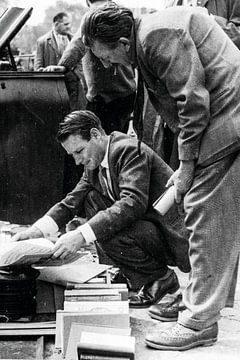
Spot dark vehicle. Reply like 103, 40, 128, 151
0, 7, 70, 224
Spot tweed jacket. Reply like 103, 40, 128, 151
134, 7, 240, 166
34, 30, 71, 70
46, 132, 190, 272
178, 0, 240, 49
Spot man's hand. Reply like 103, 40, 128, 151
11, 226, 44, 242
166, 160, 195, 204
52, 229, 85, 260
42, 65, 66, 72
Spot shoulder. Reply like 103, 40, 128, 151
109, 132, 153, 162
109, 132, 138, 151
37, 31, 53, 44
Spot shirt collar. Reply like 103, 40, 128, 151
100, 136, 110, 169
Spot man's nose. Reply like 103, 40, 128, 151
100, 59, 111, 68
73, 155, 82, 165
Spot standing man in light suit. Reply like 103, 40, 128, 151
34, 12, 72, 71
80, 2, 240, 350
35, 12, 86, 111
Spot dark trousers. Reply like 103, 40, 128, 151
86, 93, 135, 135
84, 190, 169, 290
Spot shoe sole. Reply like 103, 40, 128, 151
145, 337, 218, 351
148, 312, 178, 322
129, 281, 180, 309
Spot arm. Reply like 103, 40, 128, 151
58, 31, 86, 71
12, 173, 92, 243
146, 27, 210, 198
147, 29, 210, 161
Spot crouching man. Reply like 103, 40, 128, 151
13, 110, 190, 307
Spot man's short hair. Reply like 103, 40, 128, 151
57, 110, 104, 142
81, 2, 134, 48
53, 12, 69, 23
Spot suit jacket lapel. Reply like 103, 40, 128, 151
47, 31, 59, 55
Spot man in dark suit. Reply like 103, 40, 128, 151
13, 110, 190, 308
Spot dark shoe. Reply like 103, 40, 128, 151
148, 293, 186, 321
145, 322, 218, 351
129, 269, 180, 308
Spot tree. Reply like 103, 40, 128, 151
42, 1, 88, 34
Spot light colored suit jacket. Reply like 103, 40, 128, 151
134, 7, 240, 166
46, 132, 190, 272
34, 30, 70, 70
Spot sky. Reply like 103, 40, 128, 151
8, 0, 168, 25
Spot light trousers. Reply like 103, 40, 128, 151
179, 151, 240, 330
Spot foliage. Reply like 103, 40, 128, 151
42, 0, 88, 34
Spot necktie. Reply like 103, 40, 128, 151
133, 68, 144, 154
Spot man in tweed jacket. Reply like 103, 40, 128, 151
80, 2, 240, 351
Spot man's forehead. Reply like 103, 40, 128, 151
63, 134, 86, 150
62, 16, 70, 24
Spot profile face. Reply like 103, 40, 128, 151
91, 40, 131, 68
62, 131, 105, 170
56, 16, 71, 35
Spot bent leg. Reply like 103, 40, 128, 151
100, 219, 169, 290
83, 190, 172, 289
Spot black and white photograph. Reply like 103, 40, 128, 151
0, 0, 239, 359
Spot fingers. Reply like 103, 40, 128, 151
52, 241, 74, 260
175, 187, 183, 204
11, 232, 29, 242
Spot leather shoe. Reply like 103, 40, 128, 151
148, 293, 186, 321
145, 322, 218, 350
129, 269, 180, 308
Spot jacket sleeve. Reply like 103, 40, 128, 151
58, 30, 86, 71
145, 27, 210, 161
214, 0, 240, 49
46, 172, 92, 229
34, 39, 44, 70
87, 141, 152, 240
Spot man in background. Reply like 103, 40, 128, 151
35, 12, 86, 111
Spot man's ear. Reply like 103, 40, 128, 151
119, 37, 130, 51
90, 128, 101, 139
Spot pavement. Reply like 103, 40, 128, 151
130, 268, 240, 360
